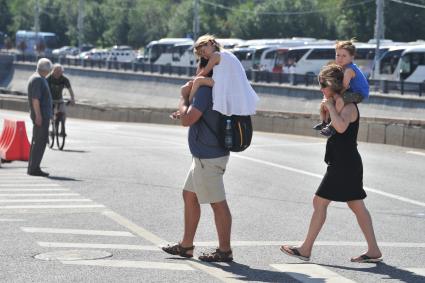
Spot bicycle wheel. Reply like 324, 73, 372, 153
48, 119, 56, 148
56, 116, 66, 150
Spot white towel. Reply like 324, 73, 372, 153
212, 51, 259, 116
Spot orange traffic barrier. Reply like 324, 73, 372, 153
0, 119, 31, 161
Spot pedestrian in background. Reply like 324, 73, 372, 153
46, 63, 75, 135
281, 63, 382, 263
27, 58, 52, 177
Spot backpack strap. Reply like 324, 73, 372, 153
200, 116, 220, 140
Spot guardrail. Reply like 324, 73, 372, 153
11, 54, 425, 97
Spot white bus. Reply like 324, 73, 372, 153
15, 30, 59, 55
399, 45, 425, 82
171, 42, 196, 67
144, 38, 193, 65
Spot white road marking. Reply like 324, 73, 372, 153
103, 210, 244, 282
37, 241, 160, 251
0, 189, 69, 192
0, 199, 92, 203
271, 263, 357, 283
0, 184, 60, 187
0, 193, 79, 196
406, 268, 425, 277
407, 151, 425, 157
194, 241, 425, 248
250, 142, 325, 148
0, 218, 25, 222
21, 227, 135, 237
0, 204, 104, 209
60, 259, 195, 271
102, 210, 165, 245
234, 155, 425, 208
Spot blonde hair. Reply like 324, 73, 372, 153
318, 63, 345, 94
335, 39, 356, 56
194, 34, 221, 56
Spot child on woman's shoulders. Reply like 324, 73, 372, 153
314, 40, 369, 137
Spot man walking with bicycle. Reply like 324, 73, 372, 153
46, 64, 75, 134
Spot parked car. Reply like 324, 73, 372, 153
52, 46, 79, 57
106, 45, 136, 62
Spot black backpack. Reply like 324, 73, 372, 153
202, 114, 253, 152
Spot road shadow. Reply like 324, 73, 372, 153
168, 258, 301, 282
319, 262, 425, 283
47, 176, 81, 182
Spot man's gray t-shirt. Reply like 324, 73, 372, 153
27, 72, 52, 121
189, 86, 230, 159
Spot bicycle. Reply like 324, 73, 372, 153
48, 100, 71, 150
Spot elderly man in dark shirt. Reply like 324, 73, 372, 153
27, 58, 52, 177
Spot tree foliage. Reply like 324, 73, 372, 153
1, 0, 424, 48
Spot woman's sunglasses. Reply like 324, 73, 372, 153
319, 81, 328, 89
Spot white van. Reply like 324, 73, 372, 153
286, 45, 335, 75
107, 45, 136, 62
144, 38, 193, 65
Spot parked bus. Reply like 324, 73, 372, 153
374, 45, 425, 82
171, 42, 196, 67
144, 38, 193, 65
15, 30, 59, 55
231, 47, 256, 70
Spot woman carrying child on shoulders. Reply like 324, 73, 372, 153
281, 63, 382, 264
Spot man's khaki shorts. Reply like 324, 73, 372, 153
183, 155, 229, 204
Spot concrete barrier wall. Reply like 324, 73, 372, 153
1, 94, 424, 149
7, 62, 425, 121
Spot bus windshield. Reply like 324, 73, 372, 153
379, 49, 403, 74
400, 52, 425, 80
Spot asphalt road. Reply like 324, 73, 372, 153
1, 109, 424, 283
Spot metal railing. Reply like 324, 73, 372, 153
12, 54, 425, 97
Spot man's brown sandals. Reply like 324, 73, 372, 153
162, 243, 194, 258
198, 249, 233, 262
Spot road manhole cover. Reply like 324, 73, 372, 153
34, 250, 112, 261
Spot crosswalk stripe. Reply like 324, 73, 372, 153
0, 184, 60, 187
37, 241, 160, 251
0, 199, 92, 203
0, 204, 104, 209
0, 218, 26, 222
194, 241, 425, 248
0, 193, 79, 196
271, 263, 357, 283
60, 259, 195, 271
0, 189, 69, 192
21, 227, 135, 237
405, 268, 425, 277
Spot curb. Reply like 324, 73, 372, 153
1, 94, 424, 150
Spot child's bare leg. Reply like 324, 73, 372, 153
181, 80, 193, 98
188, 77, 214, 102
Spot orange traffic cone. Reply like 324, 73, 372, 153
0, 119, 31, 161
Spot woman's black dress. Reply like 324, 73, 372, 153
316, 104, 367, 202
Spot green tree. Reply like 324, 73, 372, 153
0, 0, 12, 33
